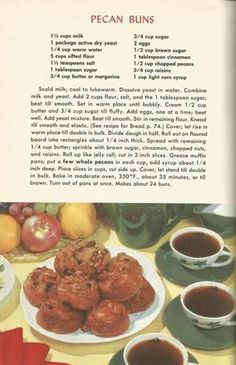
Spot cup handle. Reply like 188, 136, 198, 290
210, 250, 234, 267
224, 321, 236, 326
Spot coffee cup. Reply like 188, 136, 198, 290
180, 281, 236, 329
123, 333, 191, 365
169, 227, 233, 270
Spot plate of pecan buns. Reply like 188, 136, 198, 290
20, 241, 165, 343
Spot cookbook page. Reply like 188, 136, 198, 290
0, 1, 235, 365
0, 0, 234, 203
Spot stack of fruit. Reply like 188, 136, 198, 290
0, 203, 97, 254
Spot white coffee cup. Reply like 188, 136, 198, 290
169, 227, 233, 270
123, 332, 190, 365
180, 281, 236, 329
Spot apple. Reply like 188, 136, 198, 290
21, 213, 61, 252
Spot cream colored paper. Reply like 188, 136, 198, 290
0, 2, 235, 365
0, 0, 234, 204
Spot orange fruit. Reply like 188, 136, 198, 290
0, 214, 21, 253
58, 203, 97, 239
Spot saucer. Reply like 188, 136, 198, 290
164, 296, 236, 350
155, 242, 235, 286
108, 347, 199, 365
0, 255, 16, 308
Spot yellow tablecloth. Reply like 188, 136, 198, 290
0, 217, 235, 365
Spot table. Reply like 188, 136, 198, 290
0, 217, 235, 365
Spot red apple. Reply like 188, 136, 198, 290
21, 213, 61, 252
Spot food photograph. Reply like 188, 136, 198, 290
0, 202, 235, 365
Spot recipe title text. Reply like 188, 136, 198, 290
91, 15, 155, 24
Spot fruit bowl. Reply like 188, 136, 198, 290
1, 203, 104, 263
3, 218, 105, 263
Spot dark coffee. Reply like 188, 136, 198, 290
184, 286, 234, 317
127, 339, 184, 365
173, 231, 220, 257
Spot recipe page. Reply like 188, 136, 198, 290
0, 0, 234, 204
0, 2, 235, 365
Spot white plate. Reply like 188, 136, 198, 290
0, 255, 15, 307
20, 246, 165, 343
